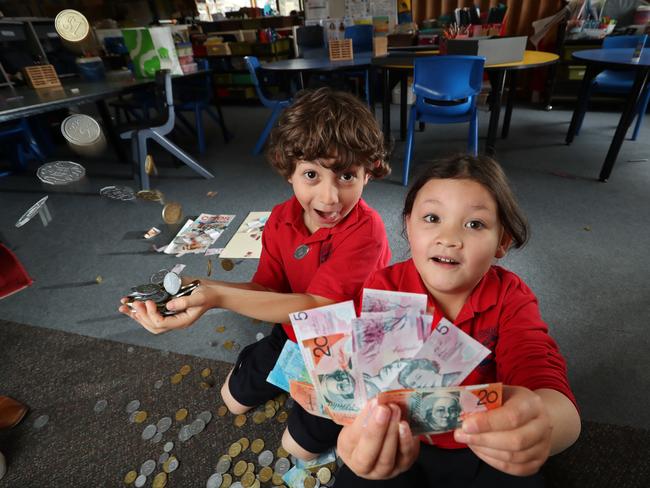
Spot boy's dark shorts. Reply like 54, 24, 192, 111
228, 325, 342, 453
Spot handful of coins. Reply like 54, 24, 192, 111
125, 271, 199, 316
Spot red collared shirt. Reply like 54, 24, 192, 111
361, 259, 577, 449
253, 196, 391, 341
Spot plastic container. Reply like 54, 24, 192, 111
392, 83, 415, 105
76, 56, 106, 81
61, 114, 107, 157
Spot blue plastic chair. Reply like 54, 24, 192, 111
344, 25, 374, 104
174, 58, 231, 154
245, 56, 292, 155
0, 119, 46, 177
576, 35, 650, 141
402, 55, 485, 186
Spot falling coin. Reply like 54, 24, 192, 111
171, 373, 183, 385
175, 408, 188, 422
95, 275, 103, 284
145, 154, 157, 175
162, 202, 183, 225
55, 9, 89, 41
136, 189, 164, 203
207, 258, 213, 277
250, 438, 264, 454
124, 470, 138, 484
221, 258, 234, 271
217, 405, 228, 417
179, 364, 192, 376
234, 414, 247, 427
206, 191, 218, 198
164, 272, 182, 295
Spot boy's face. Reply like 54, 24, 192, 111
289, 158, 369, 234
405, 178, 511, 308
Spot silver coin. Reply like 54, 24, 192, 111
294, 244, 310, 259
140, 459, 156, 477
231, 483, 243, 488
189, 418, 206, 436
256, 332, 265, 341
206, 473, 223, 488
150, 269, 169, 285
127, 346, 135, 354
258, 450, 274, 467
325, 475, 336, 487
163, 441, 174, 453
93, 399, 107, 413
154, 379, 164, 389
215, 458, 231, 474
134, 474, 147, 488
126, 399, 141, 414
33, 414, 49, 429
197, 410, 212, 425
167, 457, 180, 472
37, 161, 85, 185
15, 196, 49, 228
132, 283, 161, 296
142, 424, 157, 441
152, 431, 163, 444
159, 452, 170, 465
157, 416, 173, 433
179, 425, 192, 442
128, 410, 139, 423
100, 185, 135, 201
274, 457, 291, 475
163, 271, 182, 295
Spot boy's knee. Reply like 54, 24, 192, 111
281, 427, 319, 462
220, 370, 251, 415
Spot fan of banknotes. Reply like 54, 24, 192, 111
267, 289, 503, 436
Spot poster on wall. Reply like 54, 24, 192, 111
305, 0, 329, 20
397, 0, 413, 24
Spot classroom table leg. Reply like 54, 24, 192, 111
501, 71, 517, 139
96, 99, 128, 163
485, 69, 506, 156
400, 70, 407, 141
565, 64, 601, 145
382, 67, 391, 143
599, 67, 650, 182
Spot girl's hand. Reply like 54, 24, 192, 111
118, 278, 214, 334
453, 385, 552, 476
337, 399, 420, 480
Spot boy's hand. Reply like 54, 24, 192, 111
453, 385, 552, 476
118, 278, 214, 334
337, 399, 420, 480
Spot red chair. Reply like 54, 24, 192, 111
0, 243, 33, 300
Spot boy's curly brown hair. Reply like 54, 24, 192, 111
266, 87, 391, 179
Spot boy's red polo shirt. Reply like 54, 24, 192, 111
361, 259, 577, 449
253, 196, 391, 342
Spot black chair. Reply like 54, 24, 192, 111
117, 70, 214, 190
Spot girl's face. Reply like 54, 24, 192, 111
405, 178, 511, 308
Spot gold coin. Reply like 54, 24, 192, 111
216, 326, 226, 333
136, 189, 164, 202
272, 473, 285, 486
217, 405, 228, 417
258, 466, 273, 483
264, 405, 277, 419
54, 9, 89, 42
170, 373, 183, 385
250, 438, 264, 454
145, 155, 157, 176
276, 410, 288, 423
152, 472, 168, 488
228, 442, 242, 458
206, 191, 218, 198
325, 461, 337, 472
175, 408, 188, 422
316, 467, 331, 484
221, 473, 233, 488
207, 259, 213, 277
241, 471, 256, 487
233, 459, 248, 477
95, 275, 103, 284
224, 340, 234, 351
238, 437, 250, 451
179, 364, 192, 376
276, 393, 287, 406
221, 258, 234, 271
303, 476, 316, 488
250, 480, 260, 488
264, 400, 275, 410
199, 381, 212, 389
162, 202, 183, 225
134, 411, 147, 423
201, 367, 212, 378
253, 411, 266, 424
124, 470, 137, 484
276, 446, 289, 458
234, 414, 246, 427
246, 462, 255, 474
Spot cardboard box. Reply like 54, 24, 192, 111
446, 36, 527, 65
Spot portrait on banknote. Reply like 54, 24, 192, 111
415, 391, 461, 433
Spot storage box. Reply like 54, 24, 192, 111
207, 43, 231, 56
446, 36, 527, 65
373, 37, 388, 57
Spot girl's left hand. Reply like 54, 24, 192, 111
453, 385, 552, 476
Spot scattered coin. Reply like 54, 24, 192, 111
221, 473, 233, 488
179, 424, 192, 442
303, 476, 316, 488
162, 202, 183, 224
238, 437, 250, 451
152, 472, 167, 488
201, 367, 212, 378
207, 259, 213, 277
154, 379, 164, 389
252, 411, 266, 424
317, 467, 331, 484
264, 404, 276, 419
258, 450, 274, 467
134, 474, 147, 488
95, 275, 103, 284
276, 410, 288, 423
159, 452, 170, 465
325, 475, 335, 487
250, 479, 260, 488
55, 9, 89, 41
179, 364, 192, 376
156, 417, 172, 433
200, 381, 211, 389
189, 418, 206, 436
256, 332, 265, 341
162, 456, 179, 474
216, 325, 226, 333
233, 459, 248, 477
137, 189, 164, 203
272, 473, 285, 486
224, 340, 234, 351
142, 424, 157, 441
37, 160, 85, 185
246, 462, 254, 474
100, 185, 135, 201
275, 457, 291, 475
33, 414, 49, 429
216, 457, 231, 474
93, 399, 107, 413
207, 473, 223, 488
217, 405, 228, 417
276, 446, 289, 459
234, 414, 247, 428
250, 438, 264, 454
228, 442, 242, 458
164, 441, 174, 453
171, 373, 183, 385
141, 459, 156, 477
175, 408, 188, 422
258, 466, 273, 483
134, 411, 148, 424
241, 471, 256, 487
221, 258, 234, 271
124, 470, 138, 484
15, 196, 50, 228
